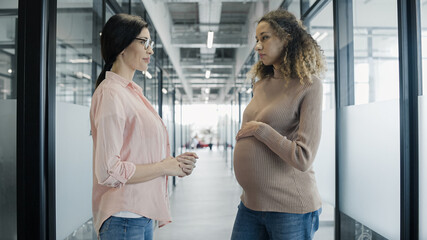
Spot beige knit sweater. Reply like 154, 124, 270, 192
233, 75, 323, 214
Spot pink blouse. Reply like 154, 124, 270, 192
90, 71, 171, 234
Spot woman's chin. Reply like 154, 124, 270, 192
138, 66, 148, 72
261, 60, 271, 66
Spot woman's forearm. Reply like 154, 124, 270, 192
127, 156, 186, 184
126, 162, 168, 184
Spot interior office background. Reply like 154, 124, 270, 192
0, 0, 424, 239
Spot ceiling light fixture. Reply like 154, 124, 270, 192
207, 31, 214, 48
70, 59, 92, 63
204, 88, 210, 94
316, 32, 328, 42
162, 88, 168, 94
75, 71, 91, 80
205, 70, 211, 79
143, 71, 153, 79
312, 32, 320, 40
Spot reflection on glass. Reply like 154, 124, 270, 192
0, 1, 18, 239
353, 0, 399, 105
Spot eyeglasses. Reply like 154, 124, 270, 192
135, 37, 154, 50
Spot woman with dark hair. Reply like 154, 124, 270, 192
231, 9, 326, 240
90, 14, 198, 240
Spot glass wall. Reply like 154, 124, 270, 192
353, 13, 399, 105
56, 0, 102, 239
339, 0, 400, 239
0, 0, 18, 238
307, 1, 336, 237
420, 1, 427, 239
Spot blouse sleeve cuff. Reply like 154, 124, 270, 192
99, 161, 136, 187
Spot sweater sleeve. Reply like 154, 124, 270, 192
253, 80, 323, 172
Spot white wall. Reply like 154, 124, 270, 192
56, 102, 92, 240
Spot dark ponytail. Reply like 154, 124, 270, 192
95, 14, 148, 89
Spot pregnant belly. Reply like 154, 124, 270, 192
233, 137, 276, 191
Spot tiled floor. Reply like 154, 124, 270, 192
154, 148, 334, 240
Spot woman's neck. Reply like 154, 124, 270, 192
272, 64, 283, 79
110, 60, 135, 82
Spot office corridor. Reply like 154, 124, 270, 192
154, 148, 334, 240
154, 148, 241, 240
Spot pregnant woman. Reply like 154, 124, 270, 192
231, 9, 326, 240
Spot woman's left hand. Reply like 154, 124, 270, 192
236, 121, 263, 141
176, 152, 198, 176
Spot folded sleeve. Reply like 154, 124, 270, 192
92, 89, 136, 187
254, 80, 323, 172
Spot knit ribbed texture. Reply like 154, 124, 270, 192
233, 75, 323, 214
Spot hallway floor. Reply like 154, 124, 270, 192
154, 148, 241, 240
154, 148, 334, 240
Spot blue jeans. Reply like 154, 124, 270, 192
231, 202, 321, 240
99, 216, 153, 240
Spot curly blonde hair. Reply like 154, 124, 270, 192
248, 9, 326, 85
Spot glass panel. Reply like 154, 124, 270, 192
281, 0, 300, 19
57, 2, 96, 106
106, 4, 114, 23
0, 1, 18, 239
340, 1, 400, 239
131, 0, 146, 17
56, 0, 102, 239
116, 0, 130, 13
301, 0, 319, 15
353, 4, 399, 105
308, 2, 335, 239
420, 0, 427, 239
